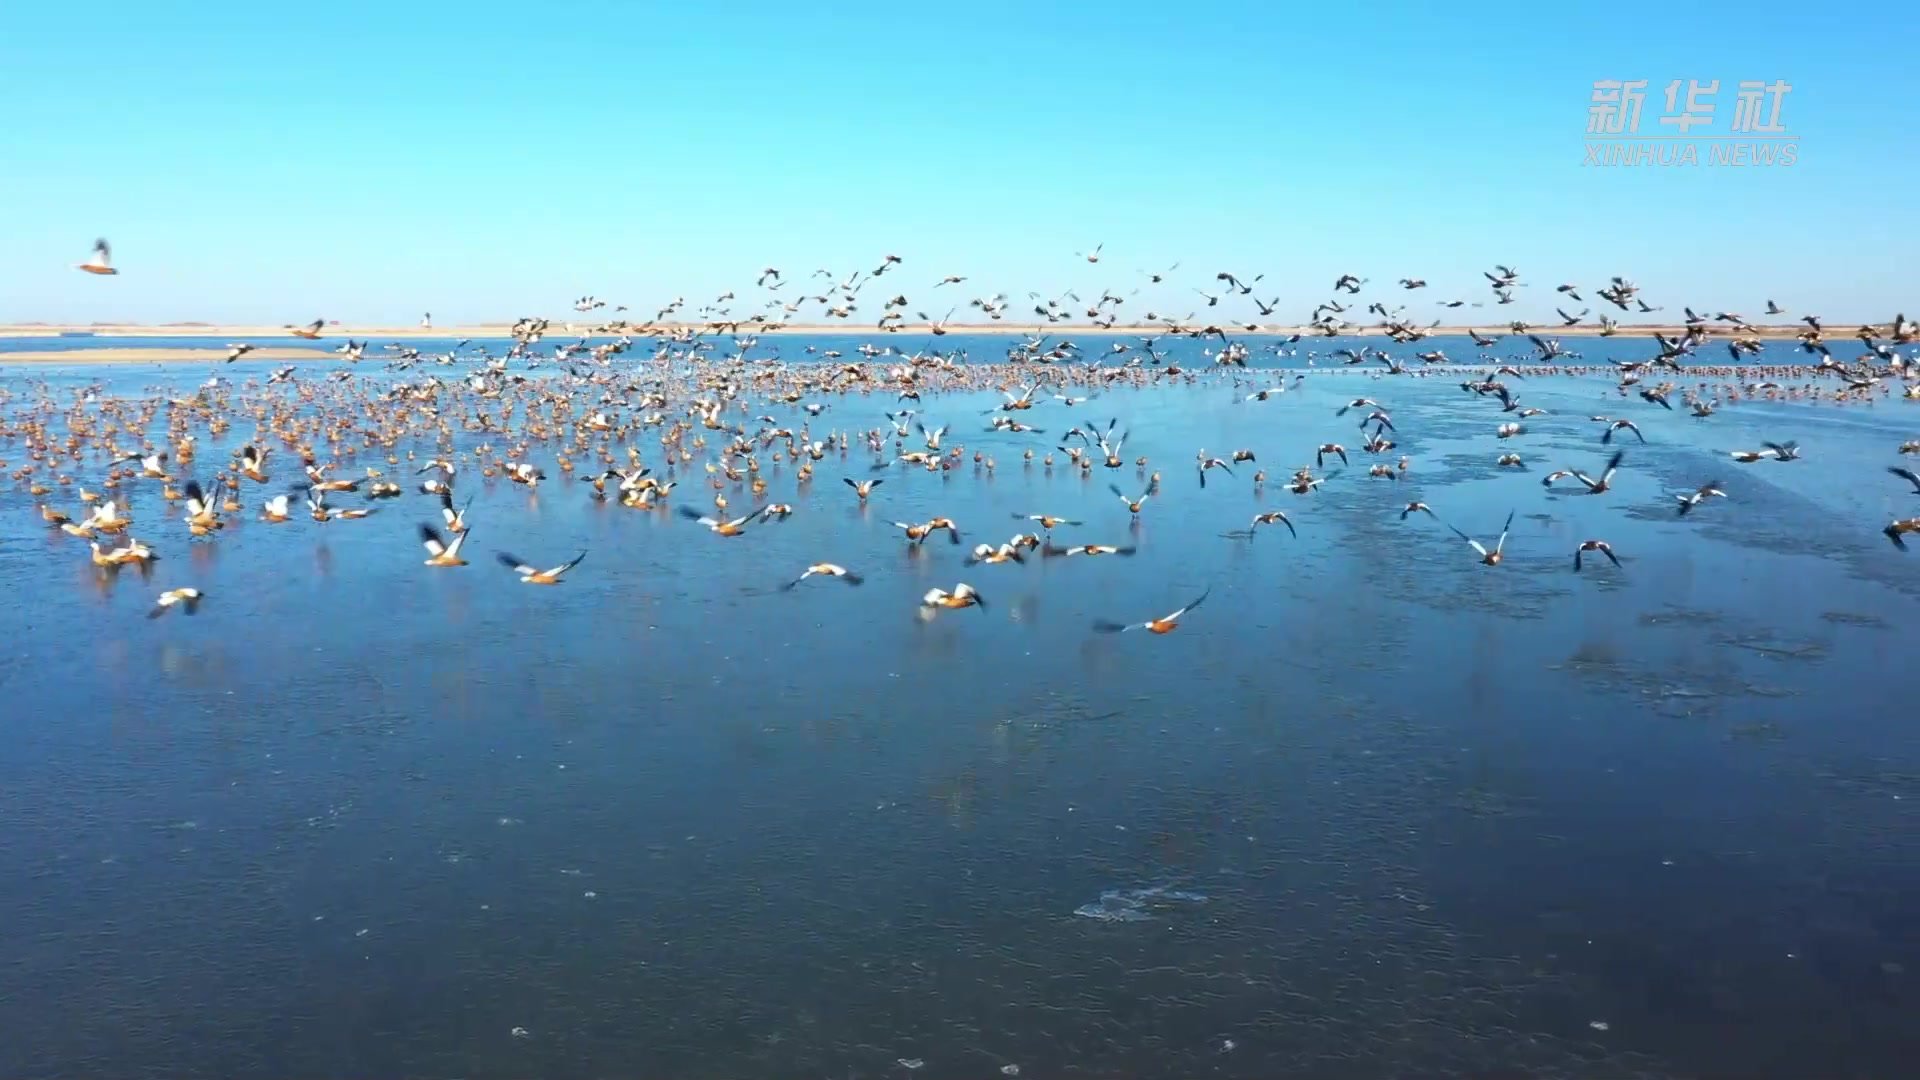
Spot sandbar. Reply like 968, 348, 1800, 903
0, 346, 336, 364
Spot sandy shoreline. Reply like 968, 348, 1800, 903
0, 346, 336, 364
1, 321, 1830, 342
0, 325, 498, 341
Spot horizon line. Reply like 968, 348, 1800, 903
0, 320, 1889, 341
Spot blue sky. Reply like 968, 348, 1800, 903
1, 0, 1912, 326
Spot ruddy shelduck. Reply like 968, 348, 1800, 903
149, 588, 204, 618
76, 238, 117, 275
782, 563, 863, 589
1449, 511, 1514, 566
1093, 587, 1211, 635
497, 550, 587, 584
921, 583, 986, 611
420, 524, 471, 567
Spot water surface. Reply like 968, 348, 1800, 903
1, 334, 1915, 1078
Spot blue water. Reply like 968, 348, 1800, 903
0, 333, 1915, 1078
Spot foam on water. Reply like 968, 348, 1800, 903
1073, 883, 1210, 921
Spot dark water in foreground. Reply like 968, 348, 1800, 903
1, 337, 1916, 1078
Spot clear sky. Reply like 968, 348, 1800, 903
1, 0, 1913, 327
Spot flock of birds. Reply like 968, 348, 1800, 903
15, 240, 1920, 626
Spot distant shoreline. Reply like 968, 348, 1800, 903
0, 320, 1831, 342
0, 346, 338, 364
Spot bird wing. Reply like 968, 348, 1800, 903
1449, 524, 1487, 557
1164, 587, 1211, 622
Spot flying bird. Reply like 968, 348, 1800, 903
1602, 419, 1645, 445
921, 583, 986, 611
1543, 451, 1625, 494
1092, 587, 1211, 635
420, 524, 472, 566
1248, 510, 1296, 538
679, 506, 756, 535
1573, 540, 1622, 571
1675, 481, 1728, 516
1449, 511, 1515, 566
1885, 518, 1920, 550
497, 551, 587, 585
76, 238, 117, 275
147, 587, 203, 618
783, 563, 864, 589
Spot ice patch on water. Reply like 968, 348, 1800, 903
1073, 884, 1209, 922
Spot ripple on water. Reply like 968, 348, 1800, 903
1819, 610, 1891, 630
